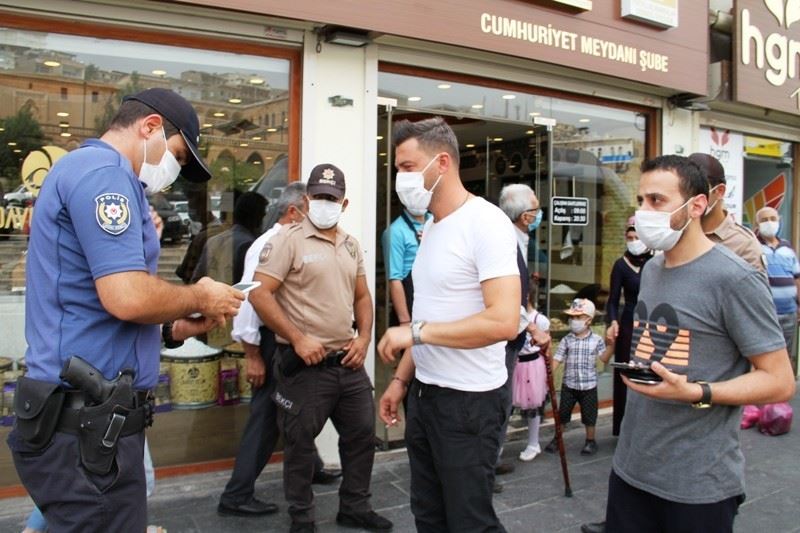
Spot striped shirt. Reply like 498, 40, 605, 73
760, 238, 800, 315
554, 332, 606, 390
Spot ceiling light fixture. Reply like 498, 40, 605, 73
408, 96, 422, 102
249, 78, 264, 85
502, 94, 516, 100
437, 84, 451, 89
213, 112, 225, 117
321, 25, 370, 47
471, 104, 484, 109
43, 60, 60, 67
57, 112, 70, 117
151, 69, 167, 76
228, 98, 242, 104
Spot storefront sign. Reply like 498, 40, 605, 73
185, 0, 708, 94
699, 127, 744, 223
551, 196, 589, 225
621, 0, 679, 29
735, 0, 800, 115
21, 145, 67, 198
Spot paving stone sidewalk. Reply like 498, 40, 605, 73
0, 393, 798, 532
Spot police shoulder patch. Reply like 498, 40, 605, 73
259, 242, 273, 265
95, 192, 131, 235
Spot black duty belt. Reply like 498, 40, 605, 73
57, 389, 153, 437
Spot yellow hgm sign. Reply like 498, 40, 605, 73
21, 145, 67, 197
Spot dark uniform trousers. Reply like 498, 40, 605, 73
220, 328, 281, 505
221, 328, 329, 505
220, 330, 328, 506
275, 344, 375, 523
8, 429, 146, 533
406, 379, 508, 533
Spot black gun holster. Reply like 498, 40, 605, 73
74, 371, 136, 475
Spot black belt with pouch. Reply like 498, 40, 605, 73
14, 357, 153, 475
279, 344, 347, 378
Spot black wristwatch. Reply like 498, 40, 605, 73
162, 321, 184, 349
691, 381, 712, 409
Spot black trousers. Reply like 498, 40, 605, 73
558, 385, 598, 427
8, 429, 146, 533
496, 342, 520, 463
275, 345, 376, 523
606, 469, 743, 533
406, 380, 508, 533
220, 331, 324, 505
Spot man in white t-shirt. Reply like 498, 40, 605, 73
378, 117, 520, 532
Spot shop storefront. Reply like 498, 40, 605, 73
695, 0, 800, 371
0, 0, 713, 488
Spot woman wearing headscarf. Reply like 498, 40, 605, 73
606, 216, 653, 436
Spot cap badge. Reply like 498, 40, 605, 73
319, 168, 337, 186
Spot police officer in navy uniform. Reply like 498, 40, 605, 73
250, 164, 393, 533
8, 88, 243, 533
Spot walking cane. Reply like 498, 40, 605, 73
542, 344, 573, 497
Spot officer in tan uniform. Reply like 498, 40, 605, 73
250, 164, 392, 533
691, 152, 765, 272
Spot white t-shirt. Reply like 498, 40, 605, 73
412, 196, 519, 391
231, 222, 283, 345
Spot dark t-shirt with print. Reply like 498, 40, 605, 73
613, 245, 785, 504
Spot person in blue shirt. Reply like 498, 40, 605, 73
8, 88, 243, 533
381, 207, 428, 326
756, 206, 800, 374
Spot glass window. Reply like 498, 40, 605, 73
742, 136, 794, 236
0, 26, 296, 474
375, 70, 651, 442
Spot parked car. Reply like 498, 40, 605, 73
171, 200, 194, 237
3, 184, 34, 207
148, 193, 183, 243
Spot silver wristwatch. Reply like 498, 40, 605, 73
411, 320, 426, 345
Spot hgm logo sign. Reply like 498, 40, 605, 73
736, 0, 800, 114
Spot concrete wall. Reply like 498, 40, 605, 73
300, 31, 378, 466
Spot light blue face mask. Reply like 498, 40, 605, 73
528, 210, 543, 232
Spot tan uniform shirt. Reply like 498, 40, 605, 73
706, 211, 765, 272
255, 217, 365, 350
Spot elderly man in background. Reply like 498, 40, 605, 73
756, 206, 800, 374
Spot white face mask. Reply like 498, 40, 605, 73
569, 318, 588, 334
406, 206, 428, 217
395, 154, 442, 214
626, 239, 648, 256
704, 184, 723, 215
139, 127, 181, 194
635, 197, 695, 252
759, 220, 779, 239
308, 199, 342, 229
